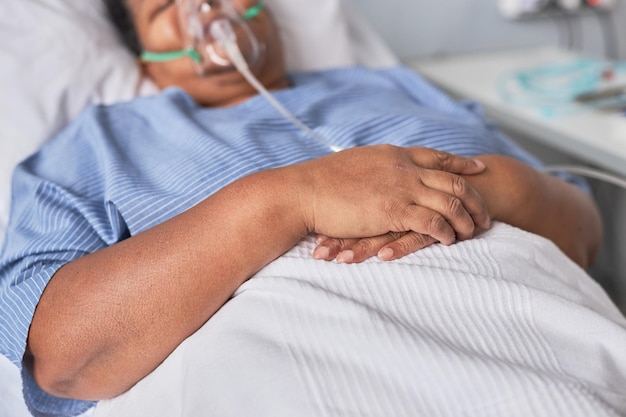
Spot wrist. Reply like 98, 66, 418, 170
463, 155, 537, 223
243, 166, 312, 239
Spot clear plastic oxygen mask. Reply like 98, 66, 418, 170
177, 0, 264, 76
142, 0, 341, 152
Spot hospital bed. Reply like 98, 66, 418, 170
1, 1, 625, 416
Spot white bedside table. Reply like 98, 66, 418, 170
409, 46, 626, 176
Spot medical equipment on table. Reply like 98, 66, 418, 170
497, 58, 626, 117
141, 0, 343, 152
496, 57, 626, 189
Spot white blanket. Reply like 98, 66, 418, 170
95, 223, 626, 417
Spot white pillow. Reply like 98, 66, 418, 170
0, 1, 142, 244
0, 0, 397, 246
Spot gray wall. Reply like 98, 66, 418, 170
350, 0, 626, 61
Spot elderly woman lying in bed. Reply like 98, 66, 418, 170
0, 0, 614, 416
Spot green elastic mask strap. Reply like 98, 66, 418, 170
141, 49, 202, 63
140, 1, 264, 64
241, 0, 263, 21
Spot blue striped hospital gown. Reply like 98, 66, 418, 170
0, 65, 543, 416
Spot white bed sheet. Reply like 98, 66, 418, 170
0, 355, 30, 417
94, 223, 626, 417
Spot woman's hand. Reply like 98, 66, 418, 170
462, 155, 602, 268
312, 154, 603, 268
313, 232, 437, 263
285, 144, 490, 247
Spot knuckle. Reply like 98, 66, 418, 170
406, 232, 429, 248
394, 232, 428, 254
434, 150, 453, 169
388, 231, 405, 240
356, 237, 376, 253
327, 238, 345, 251
323, 238, 337, 247
451, 175, 469, 197
379, 143, 394, 152
427, 213, 448, 234
447, 196, 465, 217
337, 238, 353, 250
395, 237, 413, 254
376, 143, 398, 158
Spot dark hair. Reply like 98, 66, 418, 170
103, 0, 143, 56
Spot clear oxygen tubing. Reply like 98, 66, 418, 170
210, 19, 344, 153
543, 165, 626, 189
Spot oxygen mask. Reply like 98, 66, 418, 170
141, 0, 265, 76
141, 0, 342, 152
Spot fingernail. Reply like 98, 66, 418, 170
313, 246, 330, 260
315, 235, 326, 244
441, 236, 455, 246
337, 250, 354, 264
378, 248, 394, 261
473, 159, 486, 170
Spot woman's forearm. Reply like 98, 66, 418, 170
466, 155, 603, 268
26, 167, 309, 401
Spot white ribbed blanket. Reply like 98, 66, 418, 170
94, 223, 626, 417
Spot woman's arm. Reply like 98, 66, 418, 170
25, 145, 489, 401
467, 155, 602, 268
316, 154, 603, 269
